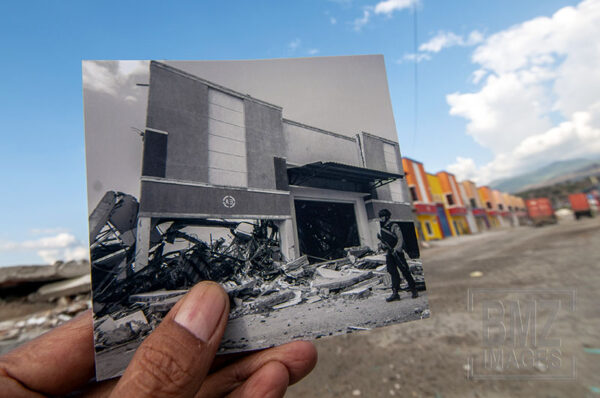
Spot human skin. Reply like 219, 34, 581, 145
0, 282, 318, 398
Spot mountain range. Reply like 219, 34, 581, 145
489, 157, 600, 193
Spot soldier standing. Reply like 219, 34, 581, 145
377, 209, 418, 302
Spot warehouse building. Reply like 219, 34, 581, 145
135, 61, 414, 269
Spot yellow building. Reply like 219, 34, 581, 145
427, 173, 455, 237
402, 158, 443, 241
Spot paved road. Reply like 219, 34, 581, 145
288, 217, 600, 398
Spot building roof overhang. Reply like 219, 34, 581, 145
287, 162, 403, 192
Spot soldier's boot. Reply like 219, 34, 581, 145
411, 288, 419, 299
386, 288, 400, 302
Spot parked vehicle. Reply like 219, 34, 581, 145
525, 198, 557, 226
569, 193, 594, 219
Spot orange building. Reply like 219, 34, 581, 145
461, 180, 490, 232
478, 186, 501, 228
436, 171, 470, 235
493, 190, 512, 226
402, 158, 443, 240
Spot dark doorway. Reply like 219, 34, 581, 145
294, 200, 360, 262
396, 221, 420, 259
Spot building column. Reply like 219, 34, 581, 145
278, 218, 296, 262
134, 216, 152, 273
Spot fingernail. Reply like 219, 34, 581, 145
174, 282, 227, 342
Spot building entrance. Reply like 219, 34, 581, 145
294, 199, 360, 262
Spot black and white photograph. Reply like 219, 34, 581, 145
83, 57, 430, 380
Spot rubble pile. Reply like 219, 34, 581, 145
0, 296, 91, 355
89, 192, 426, 351
90, 192, 284, 317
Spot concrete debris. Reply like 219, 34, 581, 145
305, 296, 322, 304
28, 274, 91, 302
0, 297, 92, 355
341, 287, 372, 300
90, 192, 285, 318
249, 290, 296, 312
283, 255, 309, 272
316, 267, 344, 279
272, 290, 303, 309
129, 290, 188, 304
85, 192, 428, 352
347, 325, 371, 331
95, 310, 151, 348
313, 272, 375, 292
345, 246, 373, 258
469, 271, 483, 278
0, 260, 89, 289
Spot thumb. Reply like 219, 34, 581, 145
110, 281, 230, 398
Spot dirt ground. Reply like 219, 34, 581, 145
2, 217, 598, 396
287, 217, 600, 398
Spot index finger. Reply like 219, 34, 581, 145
0, 310, 95, 396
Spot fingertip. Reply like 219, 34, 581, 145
279, 341, 318, 385
229, 361, 289, 398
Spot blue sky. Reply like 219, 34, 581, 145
1, 0, 598, 266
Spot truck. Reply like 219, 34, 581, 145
569, 193, 594, 219
525, 198, 557, 227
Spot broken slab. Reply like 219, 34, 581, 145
129, 290, 188, 303
341, 287, 373, 300
0, 261, 89, 289
28, 274, 91, 302
283, 255, 309, 272
312, 271, 374, 292
344, 246, 373, 258
272, 290, 303, 309
249, 290, 296, 311
316, 267, 344, 279
340, 276, 382, 293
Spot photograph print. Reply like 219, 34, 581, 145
83, 57, 430, 380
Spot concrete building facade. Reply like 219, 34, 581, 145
135, 61, 412, 268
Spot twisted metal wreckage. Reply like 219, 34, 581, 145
89, 191, 425, 350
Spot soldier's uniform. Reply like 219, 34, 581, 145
380, 221, 418, 301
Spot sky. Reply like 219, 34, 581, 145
1, 0, 599, 266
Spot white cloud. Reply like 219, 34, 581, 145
419, 30, 484, 53
353, 9, 371, 31
0, 232, 88, 264
330, 17, 337, 25
446, 0, 600, 183
352, 0, 416, 31
399, 52, 431, 63
447, 157, 479, 182
419, 31, 463, 53
82, 60, 148, 98
307, 48, 320, 55
374, 0, 418, 15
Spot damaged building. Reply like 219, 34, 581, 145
135, 61, 418, 271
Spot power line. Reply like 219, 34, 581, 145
412, 2, 419, 151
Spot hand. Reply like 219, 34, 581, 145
0, 281, 318, 397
